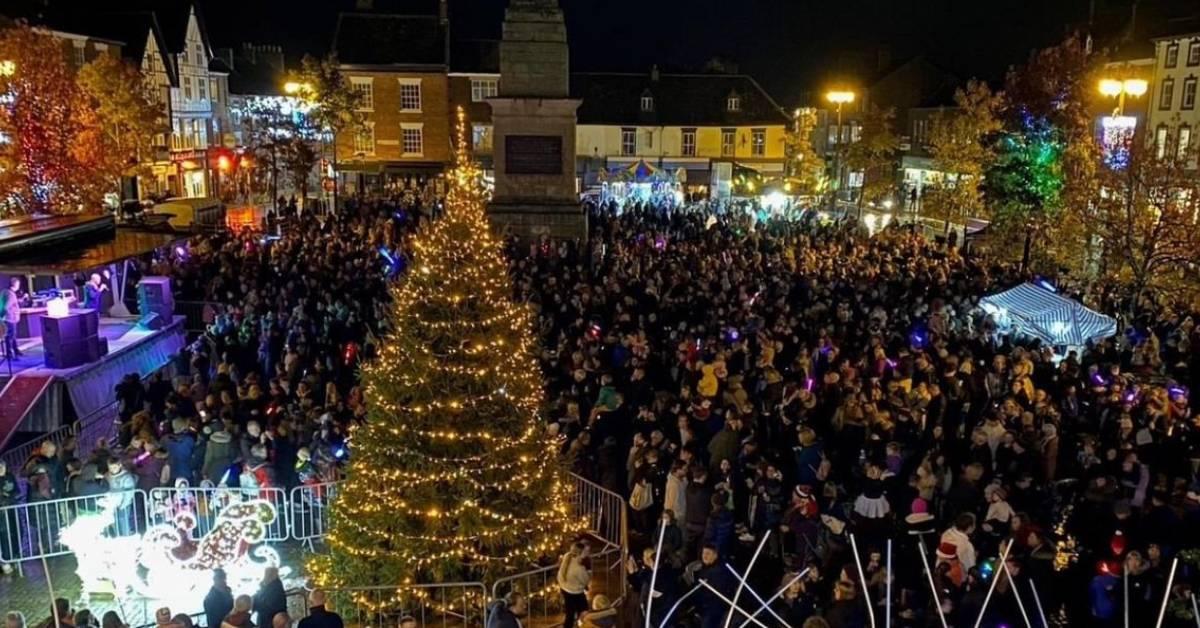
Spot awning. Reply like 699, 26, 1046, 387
979, 283, 1117, 346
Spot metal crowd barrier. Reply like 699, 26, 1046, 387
1, 402, 120, 473
568, 473, 628, 549
0, 490, 145, 565
312, 583, 489, 628
146, 486, 289, 542
287, 480, 341, 544
489, 545, 624, 626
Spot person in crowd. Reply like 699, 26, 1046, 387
204, 569, 234, 628
221, 596, 253, 628
252, 567, 286, 628
296, 591, 342, 628
4, 612, 23, 628
485, 591, 527, 628
557, 540, 591, 628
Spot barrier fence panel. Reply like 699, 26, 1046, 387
0, 490, 145, 565
146, 486, 289, 542
568, 473, 627, 549
313, 583, 488, 628
489, 545, 623, 627
287, 481, 341, 542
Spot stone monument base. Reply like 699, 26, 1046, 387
488, 200, 587, 241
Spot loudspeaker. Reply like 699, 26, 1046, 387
137, 312, 163, 330
137, 276, 174, 319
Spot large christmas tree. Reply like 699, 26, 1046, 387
309, 112, 582, 607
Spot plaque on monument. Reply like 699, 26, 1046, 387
504, 135, 563, 175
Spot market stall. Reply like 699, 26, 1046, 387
979, 282, 1117, 348
597, 159, 683, 208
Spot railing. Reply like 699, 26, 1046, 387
489, 545, 624, 627
287, 480, 341, 542
1, 401, 121, 473
313, 583, 489, 628
0, 490, 145, 565
146, 486, 289, 542
568, 473, 627, 549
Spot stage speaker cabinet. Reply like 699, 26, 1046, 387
137, 312, 163, 330
137, 276, 174, 320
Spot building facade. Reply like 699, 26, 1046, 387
332, 12, 452, 196
572, 70, 790, 199
1148, 30, 1200, 166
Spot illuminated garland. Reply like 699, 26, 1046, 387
308, 108, 585, 608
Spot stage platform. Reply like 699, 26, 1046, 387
0, 315, 184, 450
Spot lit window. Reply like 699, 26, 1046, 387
727, 94, 741, 112
721, 128, 736, 156
1183, 78, 1197, 110
828, 124, 838, 145
197, 76, 207, 101
399, 79, 422, 112
183, 76, 193, 101
194, 42, 204, 66
1189, 42, 1200, 66
681, 128, 696, 157
355, 122, 375, 155
1178, 125, 1192, 160
621, 127, 636, 156
472, 124, 492, 151
1155, 125, 1168, 159
402, 124, 423, 155
641, 94, 654, 112
1166, 43, 1179, 68
351, 77, 374, 111
1160, 78, 1174, 110
73, 42, 86, 67
470, 78, 497, 102
751, 128, 766, 156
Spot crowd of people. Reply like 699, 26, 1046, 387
508, 204, 1200, 627
5, 192, 1200, 628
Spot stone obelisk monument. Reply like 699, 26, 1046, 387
487, 0, 585, 240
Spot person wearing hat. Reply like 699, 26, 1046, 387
935, 540, 965, 588
296, 591, 342, 628
485, 591, 527, 628
220, 596, 253, 628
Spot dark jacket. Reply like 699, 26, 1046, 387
485, 600, 522, 628
163, 432, 197, 483
204, 584, 234, 628
297, 606, 343, 628
252, 578, 287, 628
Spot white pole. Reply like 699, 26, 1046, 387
997, 557, 1032, 628
1029, 580, 1049, 628
886, 539, 892, 628
1190, 593, 1200, 628
1155, 557, 1179, 628
697, 580, 771, 628
850, 533, 878, 628
724, 530, 770, 628
722, 563, 790, 627
657, 583, 701, 628
736, 569, 810, 628
644, 518, 667, 628
917, 537, 950, 628
974, 539, 1015, 628
1125, 567, 1130, 628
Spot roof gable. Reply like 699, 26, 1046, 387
571, 72, 788, 127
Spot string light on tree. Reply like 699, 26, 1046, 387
308, 107, 585, 610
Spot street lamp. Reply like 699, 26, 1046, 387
1098, 78, 1148, 116
825, 90, 855, 212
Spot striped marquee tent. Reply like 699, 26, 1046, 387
979, 282, 1118, 347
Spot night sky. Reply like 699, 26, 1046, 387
193, 0, 1191, 106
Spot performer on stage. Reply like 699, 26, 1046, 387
2, 277, 21, 359
83, 272, 108, 311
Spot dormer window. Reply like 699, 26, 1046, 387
641, 93, 654, 112
727, 93, 741, 112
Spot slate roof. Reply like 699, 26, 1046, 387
332, 13, 446, 67
571, 72, 788, 127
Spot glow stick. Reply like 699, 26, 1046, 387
1029, 580, 1049, 628
975, 540, 1014, 628
917, 537, 949, 628
1155, 558, 1179, 628
736, 569, 810, 628
697, 580, 770, 628
724, 531, 770, 628
722, 563, 789, 627
645, 519, 667, 628
657, 583, 701, 628
850, 533, 877, 628
886, 539, 892, 628
997, 556, 1032, 628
